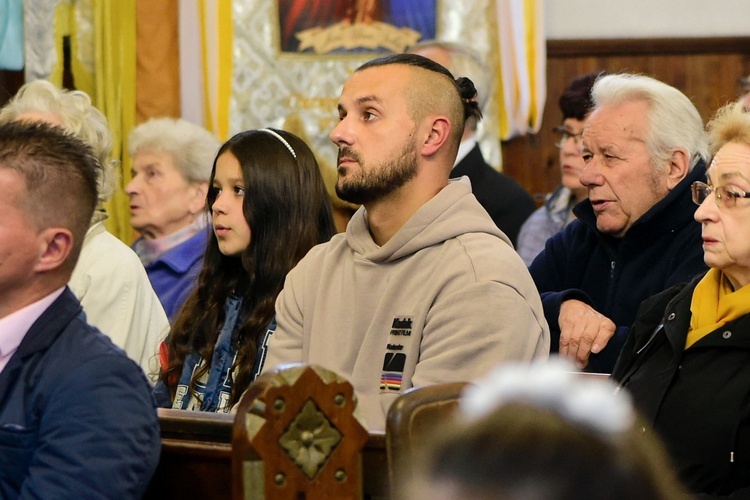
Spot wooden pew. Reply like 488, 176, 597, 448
143, 408, 233, 499
144, 366, 389, 499
232, 364, 370, 499
385, 382, 467, 497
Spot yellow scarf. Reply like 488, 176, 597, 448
687, 268, 750, 348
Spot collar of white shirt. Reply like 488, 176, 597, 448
453, 136, 478, 169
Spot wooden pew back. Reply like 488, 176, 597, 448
232, 364, 370, 499
144, 409, 234, 499
144, 365, 389, 499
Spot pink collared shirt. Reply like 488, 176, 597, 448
0, 287, 65, 374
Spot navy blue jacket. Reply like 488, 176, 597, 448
0, 288, 161, 498
452, 144, 536, 246
529, 162, 708, 372
613, 276, 750, 497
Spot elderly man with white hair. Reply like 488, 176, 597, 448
529, 73, 710, 373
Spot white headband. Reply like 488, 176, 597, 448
260, 128, 296, 159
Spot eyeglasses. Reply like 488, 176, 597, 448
553, 126, 583, 148
691, 181, 750, 209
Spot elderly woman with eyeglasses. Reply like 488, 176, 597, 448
612, 101, 750, 497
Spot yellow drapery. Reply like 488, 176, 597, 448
94, 1, 137, 242
195, 0, 232, 141
494, 0, 546, 139
50, 0, 138, 243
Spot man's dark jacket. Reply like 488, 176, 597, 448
529, 161, 709, 372
0, 288, 161, 498
452, 144, 536, 246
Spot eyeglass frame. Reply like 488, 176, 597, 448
691, 181, 750, 209
552, 125, 584, 149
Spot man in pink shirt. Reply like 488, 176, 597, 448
0, 122, 160, 498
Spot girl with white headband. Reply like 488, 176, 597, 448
154, 128, 335, 412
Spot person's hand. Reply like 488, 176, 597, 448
558, 299, 616, 370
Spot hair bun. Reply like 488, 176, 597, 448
456, 76, 483, 122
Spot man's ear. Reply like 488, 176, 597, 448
34, 228, 74, 273
421, 116, 451, 157
666, 147, 690, 190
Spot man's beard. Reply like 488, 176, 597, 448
335, 143, 418, 205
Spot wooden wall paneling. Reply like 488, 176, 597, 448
501, 38, 750, 204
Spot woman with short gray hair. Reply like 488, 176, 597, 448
127, 117, 221, 319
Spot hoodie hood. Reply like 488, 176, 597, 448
345, 177, 511, 263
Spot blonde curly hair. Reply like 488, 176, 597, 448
0, 79, 117, 202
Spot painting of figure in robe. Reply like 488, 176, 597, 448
277, 0, 437, 54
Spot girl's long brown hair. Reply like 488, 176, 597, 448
161, 129, 335, 406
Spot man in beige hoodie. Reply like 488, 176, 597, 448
262, 54, 549, 431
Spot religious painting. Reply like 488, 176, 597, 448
277, 0, 437, 54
